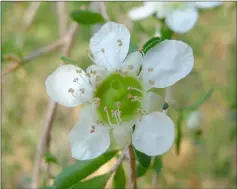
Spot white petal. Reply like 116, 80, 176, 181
113, 127, 133, 148
45, 64, 93, 107
195, 2, 223, 9
86, 65, 108, 89
141, 40, 194, 89
78, 103, 101, 122
155, 2, 170, 19
165, 7, 198, 33
128, 3, 156, 21
132, 112, 175, 156
120, 51, 143, 76
68, 117, 110, 160
90, 22, 130, 71
143, 92, 164, 114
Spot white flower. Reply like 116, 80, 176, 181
128, 1, 223, 33
45, 22, 194, 160
186, 110, 202, 129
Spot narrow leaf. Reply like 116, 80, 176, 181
136, 163, 147, 178
142, 37, 162, 54
175, 111, 184, 155
186, 89, 213, 111
113, 164, 126, 189
153, 156, 163, 174
53, 150, 118, 189
133, 147, 151, 168
70, 173, 111, 189
60, 56, 78, 65
71, 10, 105, 25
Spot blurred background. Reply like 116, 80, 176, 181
1, 2, 236, 189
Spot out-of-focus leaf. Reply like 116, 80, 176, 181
60, 56, 78, 65
71, 10, 105, 25
153, 156, 162, 174
142, 37, 162, 54
53, 150, 118, 189
160, 25, 173, 40
186, 89, 213, 111
175, 111, 184, 155
44, 151, 58, 165
70, 173, 111, 189
136, 163, 147, 178
113, 164, 126, 189
133, 147, 151, 168
128, 43, 138, 54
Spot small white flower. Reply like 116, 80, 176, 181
45, 22, 194, 160
128, 1, 223, 33
186, 110, 202, 129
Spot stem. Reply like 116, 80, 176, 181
109, 149, 127, 173
128, 145, 137, 189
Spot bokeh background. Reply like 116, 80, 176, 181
1, 2, 236, 189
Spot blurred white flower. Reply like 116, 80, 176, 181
45, 22, 194, 160
186, 110, 202, 129
128, 1, 223, 33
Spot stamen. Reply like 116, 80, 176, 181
149, 80, 155, 86
128, 86, 143, 93
87, 51, 97, 65
117, 39, 123, 47
93, 98, 101, 108
148, 68, 154, 72
128, 65, 134, 70
104, 107, 112, 126
112, 110, 120, 124
68, 88, 75, 97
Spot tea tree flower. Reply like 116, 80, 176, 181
128, 1, 223, 33
45, 22, 194, 160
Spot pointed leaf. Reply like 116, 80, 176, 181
71, 10, 105, 25
70, 173, 111, 189
136, 163, 147, 178
113, 164, 126, 189
133, 146, 151, 168
53, 150, 118, 189
142, 37, 162, 55
153, 156, 163, 174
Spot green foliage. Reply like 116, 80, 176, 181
136, 163, 147, 178
113, 164, 126, 189
60, 56, 78, 65
70, 173, 111, 189
71, 10, 105, 25
44, 151, 58, 165
153, 156, 163, 174
133, 146, 151, 168
53, 150, 118, 189
160, 21, 173, 40
128, 43, 138, 54
175, 111, 184, 155
142, 37, 162, 55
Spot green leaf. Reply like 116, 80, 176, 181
133, 147, 151, 168
160, 25, 173, 40
136, 163, 147, 178
53, 150, 118, 189
113, 164, 126, 189
71, 10, 105, 25
44, 151, 58, 165
153, 156, 162, 174
70, 173, 111, 189
60, 56, 78, 65
128, 43, 138, 54
175, 111, 184, 155
186, 89, 213, 111
142, 37, 162, 55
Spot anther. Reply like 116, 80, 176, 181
68, 88, 74, 93
76, 69, 82, 74
104, 106, 112, 126
117, 39, 123, 46
73, 78, 79, 82
128, 65, 134, 70
148, 68, 154, 72
149, 80, 155, 86
101, 48, 105, 53
79, 88, 85, 94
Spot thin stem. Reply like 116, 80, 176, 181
109, 149, 127, 173
128, 145, 137, 189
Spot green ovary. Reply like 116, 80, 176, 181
94, 73, 143, 124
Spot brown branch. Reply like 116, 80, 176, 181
56, 2, 68, 37
99, 2, 109, 20
109, 149, 127, 173
128, 145, 137, 189
31, 22, 79, 189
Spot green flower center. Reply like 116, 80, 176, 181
94, 73, 143, 124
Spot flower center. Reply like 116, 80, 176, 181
94, 73, 143, 124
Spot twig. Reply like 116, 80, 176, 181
31, 22, 79, 189
56, 2, 67, 37
1, 38, 65, 77
109, 149, 127, 173
99, 2, 109, 20
127, 145, 137, 189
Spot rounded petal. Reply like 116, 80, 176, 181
195, 2, 223, 9
155, 2, 169, 19
90, 22, 130, 71
120, 51, 143, 76
86, 65, 108, 89
128, 3, 156, 21
68, 117, 110, 160
141, 40, 194, 89
132, 112, 175, 156
113, 127, 133, 148
165, 7, 198, 33
45, 64, 93, 107
78, 103, 101, 122
143, 92, 164, 114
